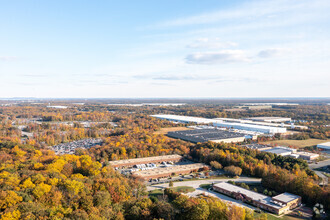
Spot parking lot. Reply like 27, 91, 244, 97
115, 160, 215, 184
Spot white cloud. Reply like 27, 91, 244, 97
186, 50, 250, 64
187, 38, 237, 49
258, 48, 291, 58
0, 56, 18, 61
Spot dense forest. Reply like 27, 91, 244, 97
0, 102, 329, 219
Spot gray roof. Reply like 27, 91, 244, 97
167, 129, 246, 143
261, 148, 292, 155
272, 192, 301, 203
213, 182, 283, 209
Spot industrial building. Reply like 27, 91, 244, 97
213, 121, 287, 134
260, 147, 297, 156
296, 152, 319, 160
167, 129, 248, 143
213, 182, 301, 215
151, 114, 215, 124
109, 154, 182, 168
246, 117, 291, 123
317, 142, 330, 153
132, 163, 209, 180
152, 114, 287, 134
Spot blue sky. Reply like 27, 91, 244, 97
0, 0, 329, 98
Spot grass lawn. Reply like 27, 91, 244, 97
172, 186, 195, 193
261, 139, 329, 148
153, 127, 192, 134
148, 189, 164, 197
199, 184, 211, 189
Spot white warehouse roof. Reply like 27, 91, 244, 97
151, 114, 216, 124
317, 142, 330, 150
151, 114, 287, 134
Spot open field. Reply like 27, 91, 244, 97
153, 126, 192, 134
261, 139, 330, 148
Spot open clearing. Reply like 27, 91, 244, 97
261, 139, 330, 148
153, 127, 192, 135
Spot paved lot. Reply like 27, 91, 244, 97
308, 159, 330, 169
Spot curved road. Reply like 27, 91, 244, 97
147, 177, 261, 210
147, 177, 261, 191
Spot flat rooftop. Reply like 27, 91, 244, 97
261, 147, 293, 155
167, 129, 246, 143
272, 192, 301, 204
246, 117, 291, 122
213, 182, 283, 209
132, 163, 207, 178
109, 154, 182, 166
317, 142, 330, 150
296, 151, 319, 157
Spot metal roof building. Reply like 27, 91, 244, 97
213, 182, 301, 215
260, 147, 296, 156
317, 142, 330, 151
167, 129, 247, 143
109, 154, 182, 168
152, 114, 287, 134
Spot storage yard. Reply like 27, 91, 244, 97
109, 154, 183, 168
132, 163, 209, 180
213, 182, 301, 215
52, 138, 103, 154
167, 128, 248, 143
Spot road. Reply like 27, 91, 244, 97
308, 159, 329, 185
147, 177, 261, 191
147, 177, 261, 210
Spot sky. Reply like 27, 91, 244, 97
0, 0, 329, 98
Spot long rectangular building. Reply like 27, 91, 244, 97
132, 163, 209, 180
109, 154, 182, 168
151, 114, 287, 134
167, 129, 247, 143
213, 182, 301, 215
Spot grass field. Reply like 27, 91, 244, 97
149, 186, 195, 197
261, 139, 329, 148
153, 127, 192, 135
199, 184, 211, 189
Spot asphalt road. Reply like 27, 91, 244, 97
308, 159, 330, 169
308, 159, 329, 185
147, 177, 261, 191
147, 177, 261, 210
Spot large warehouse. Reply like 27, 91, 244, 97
152, 114, 287, 134
246, 117, 292, 123
213, 182, 301, 215
167, 129, 247, 143
213, 121, 287, 134
151, 114, 215, 124
260, 146, 297, 156
317, 142, 330, 153
132, 163, 209, 180
109, 154, 182, 168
